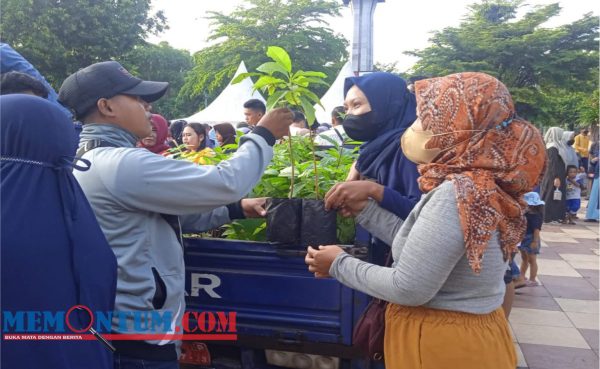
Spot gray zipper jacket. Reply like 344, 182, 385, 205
74, 124, 273, 347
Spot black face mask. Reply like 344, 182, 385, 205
567, 139, 575, 146
342, 111, 382, 141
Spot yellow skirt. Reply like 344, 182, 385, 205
384, 304, 516, 369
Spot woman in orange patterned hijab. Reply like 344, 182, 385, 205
307, 72, 546, 368
410, 72, 547, 273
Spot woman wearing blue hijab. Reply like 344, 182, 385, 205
325, 72, 421, 224
1, 95, 117, 369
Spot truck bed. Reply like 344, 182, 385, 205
184, 238, 369, 357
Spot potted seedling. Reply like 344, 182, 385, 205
233, 46, 337, 246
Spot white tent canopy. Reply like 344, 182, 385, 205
314, 61, 354, 124
183, 61, 265, 125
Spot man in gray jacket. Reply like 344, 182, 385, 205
58, 61, 292, 369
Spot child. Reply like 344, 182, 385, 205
566, 165, 584, 224
517, 192, 544, 287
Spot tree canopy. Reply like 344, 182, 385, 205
407, 0, 599, 126
177, 0, 349, 115
0, 0, 167, 87
122, 42, 193, 119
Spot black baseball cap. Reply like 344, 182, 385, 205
58, 61, 169, 118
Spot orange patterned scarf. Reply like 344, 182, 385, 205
414, 72, 547, 273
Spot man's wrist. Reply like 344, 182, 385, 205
252, 126, 276, 146
226, 201, 246, 219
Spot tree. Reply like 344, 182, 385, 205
177, 0, 348, 114
406, 0, 598, 126
577, 89, 599, 126
373, 61, 401, 75
122, 42, 193, 119
0, 0, 166, 88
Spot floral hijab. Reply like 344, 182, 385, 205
414, 72, 547, 273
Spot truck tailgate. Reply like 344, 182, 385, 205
184, 238, 368, 346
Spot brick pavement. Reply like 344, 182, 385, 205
510, 203, 599, 369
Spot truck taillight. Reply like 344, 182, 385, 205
265, 350, 339, 369
179, 342, 211, 366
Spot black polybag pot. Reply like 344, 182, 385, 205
266, 198, 302, 244
300, 199, 337, 247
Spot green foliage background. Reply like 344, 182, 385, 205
2, 0, 595, 127
406, 0, 599, 127
176, 0, 349, 115
0, 0, 167, 87
121, 42, 193, 119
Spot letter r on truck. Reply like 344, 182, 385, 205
190, 273, 222, 299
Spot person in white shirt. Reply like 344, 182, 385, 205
289, 110, 311, 136
315, 106, 347, 146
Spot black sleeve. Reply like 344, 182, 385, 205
252, 126, 276, 146
226, 201, 246, 220
547, 148, 565, 180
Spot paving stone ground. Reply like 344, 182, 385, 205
510, 200, 599, 369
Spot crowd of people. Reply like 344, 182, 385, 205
1, 54, 598, 369
540, 126, 600, 224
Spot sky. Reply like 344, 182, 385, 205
147, 0, 598, 72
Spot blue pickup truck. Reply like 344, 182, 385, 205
182, 237, 373, 369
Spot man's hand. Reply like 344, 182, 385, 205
305, 245, 345, 278
324, 180, 383, 216
554, 178, 561, 188
241, 198, 267, 218
257, 108, 294, 139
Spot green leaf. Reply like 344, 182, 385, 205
296, 87, 324, 109
284, 92, 300, 107
291, 183, 306, 197
302, 77, 330, 86
291, 75, 310, 87
266, 90, 287, 110
231, 72, 261, 84
267, 46, 292, 73
257, 61, 289, 76
299, 96, 316, 125
317, 134, 340, 147
295, 70, 327, 78
279, 166, 294, 177
254, 75, 286, 90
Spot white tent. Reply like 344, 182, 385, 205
314, 61, 354, 124
184, 61, 265, 125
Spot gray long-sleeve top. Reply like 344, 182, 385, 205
330, 181, 507, 314
75, 125, 273, 343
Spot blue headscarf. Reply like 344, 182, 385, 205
344, 72, 418, 191
1, 95, 117, 369
0, 43, 73, 119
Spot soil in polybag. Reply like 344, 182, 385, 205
301, 199, 337, 247
266, 198, 302, 244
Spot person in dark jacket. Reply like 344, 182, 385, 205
1, 94, 117, 369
